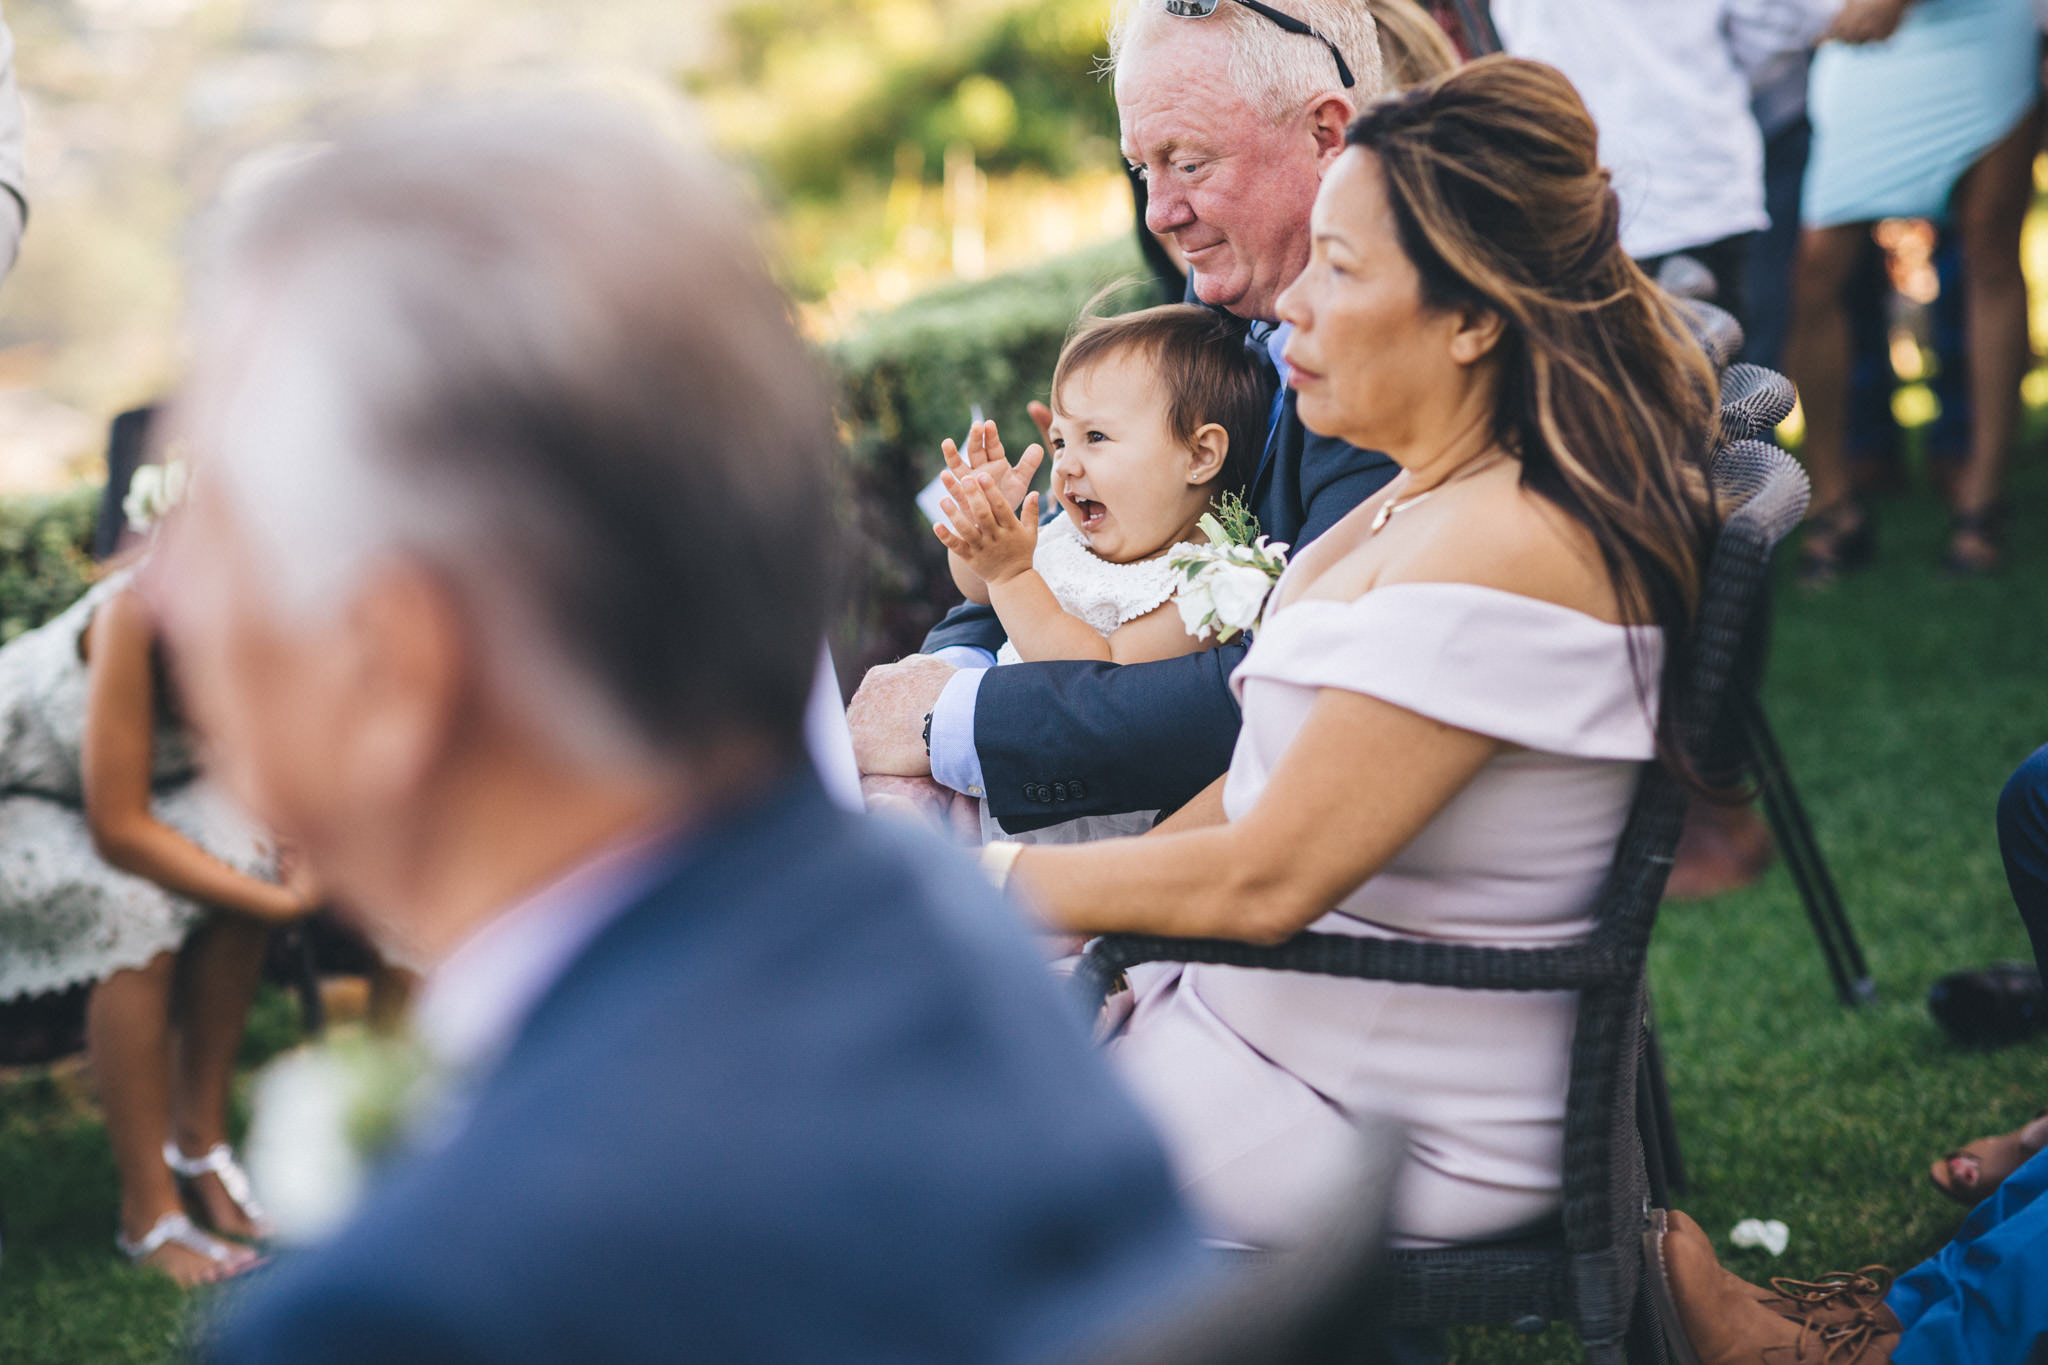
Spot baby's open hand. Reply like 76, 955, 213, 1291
941, 419, 1043, 514
935, 469, 1040, 584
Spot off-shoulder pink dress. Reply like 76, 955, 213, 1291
1106, 581, 1661, 1249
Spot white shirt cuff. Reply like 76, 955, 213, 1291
928, 666, 988, 799
931, 645, 997, 670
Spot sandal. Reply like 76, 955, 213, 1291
166, 1140, 272, 1241
1796, 498, 1876, 589
116, 1211, 258, 1285
1929, 1109, 2048, 1206
1941, 505, 2005, 577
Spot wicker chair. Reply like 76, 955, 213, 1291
1075, 438, 1812, 1363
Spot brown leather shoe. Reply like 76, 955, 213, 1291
1646, 1210, 1901, 1364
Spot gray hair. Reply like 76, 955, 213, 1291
1109, 0, 1384, 122
178, 97, 838, 773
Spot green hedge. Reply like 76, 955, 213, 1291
0, 240, 1152, 678
828, 235, 1152, 675
0, 484, 96, 644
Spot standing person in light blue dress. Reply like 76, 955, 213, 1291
1786, 0, 2043, 583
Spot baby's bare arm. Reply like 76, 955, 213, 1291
986, 571, 1116, 662
948, 550, 991, 604
1103, 600, 1211, 664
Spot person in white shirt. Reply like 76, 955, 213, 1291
1492, 0, 1837, 321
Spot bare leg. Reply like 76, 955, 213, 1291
168, 913, 271, 1239
1946, 105, 2042, 569
87, 952, 252, 1285
1784, 223, 1870, 516
367, 962, 418, 1035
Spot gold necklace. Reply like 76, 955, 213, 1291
1369, 451, 1511, 534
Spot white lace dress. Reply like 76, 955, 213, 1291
0, 572, 276, 1001
982, 516, 1201, 845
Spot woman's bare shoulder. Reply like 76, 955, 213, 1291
1378, 478, 1625, 623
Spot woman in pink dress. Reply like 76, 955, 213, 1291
987, 57, 1720, 1250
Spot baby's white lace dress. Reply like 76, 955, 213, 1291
983, 516, 1200, 844
0, 572, 276, 1001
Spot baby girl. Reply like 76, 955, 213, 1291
935, 302, 1275, 842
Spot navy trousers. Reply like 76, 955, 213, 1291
1876, 745, 2048, 1362
1998, 744, 2048, 976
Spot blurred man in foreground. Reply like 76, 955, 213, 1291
156, 97, 1201, 1364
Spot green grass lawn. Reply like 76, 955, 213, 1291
3, 443, 2046, 1363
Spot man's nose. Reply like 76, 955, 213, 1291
1144, 179, 1195, 237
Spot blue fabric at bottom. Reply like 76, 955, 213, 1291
1887, 1144, 2048, 1364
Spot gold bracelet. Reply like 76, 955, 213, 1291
979, 840, 1025, 890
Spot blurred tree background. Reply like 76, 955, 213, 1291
687, 0, 1129, 329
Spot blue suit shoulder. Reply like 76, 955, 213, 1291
200, 777, 1203, 1365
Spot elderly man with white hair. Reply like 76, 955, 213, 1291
157, 98, 1205, 1365
851, 0, 1400, 844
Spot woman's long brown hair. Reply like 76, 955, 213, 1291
1346, 55, 1721, 786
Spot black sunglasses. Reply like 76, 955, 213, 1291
1162, 0, 1356, 90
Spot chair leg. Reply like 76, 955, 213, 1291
1737, 692, 1876, 1007
292, 928, 326, 1038
1624, 1262, 1673, 1365
1637, 1018, 1686, 1200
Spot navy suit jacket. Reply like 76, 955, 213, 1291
925, 378, 1397, 831
199, 774, 1204, 1364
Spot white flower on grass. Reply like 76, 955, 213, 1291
1730, 1218, 1789, 1256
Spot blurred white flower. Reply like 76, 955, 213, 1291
121, 457, 189, 532
246, 1047, 366, 1245
245, 1036, 433, 1245
1730, 1218, 1789, 1256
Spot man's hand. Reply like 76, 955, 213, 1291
848, 654, 956, 776
862, 775, 984, 843
941, 419, 1043, 513
935, 470, 1040, 586
1826, 0, 1909, 43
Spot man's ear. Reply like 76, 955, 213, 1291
338, 564, 471, 809
1186, 423, 1231, 485
1308, 94, 1355, 171
1448, 305, 1507, 367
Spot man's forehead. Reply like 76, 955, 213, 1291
1115, 21, 1246, 154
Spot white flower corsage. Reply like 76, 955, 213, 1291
121, 457, 189, 533
1170, 492, 1289, 645
244, 1035, 435, 1245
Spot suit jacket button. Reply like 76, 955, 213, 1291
1023, 784, 1039, 802
1069, 779, 1088, 799
1052, 782, 1069, 802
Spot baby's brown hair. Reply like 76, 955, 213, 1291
1050, 303, 1277, 501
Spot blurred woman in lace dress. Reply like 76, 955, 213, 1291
0, 511, 316, 1285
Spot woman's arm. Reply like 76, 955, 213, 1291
1009, 686, 1501, 942
80, 589, 308, 924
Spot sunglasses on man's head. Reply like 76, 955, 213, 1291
1162, 0, 1357, 89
